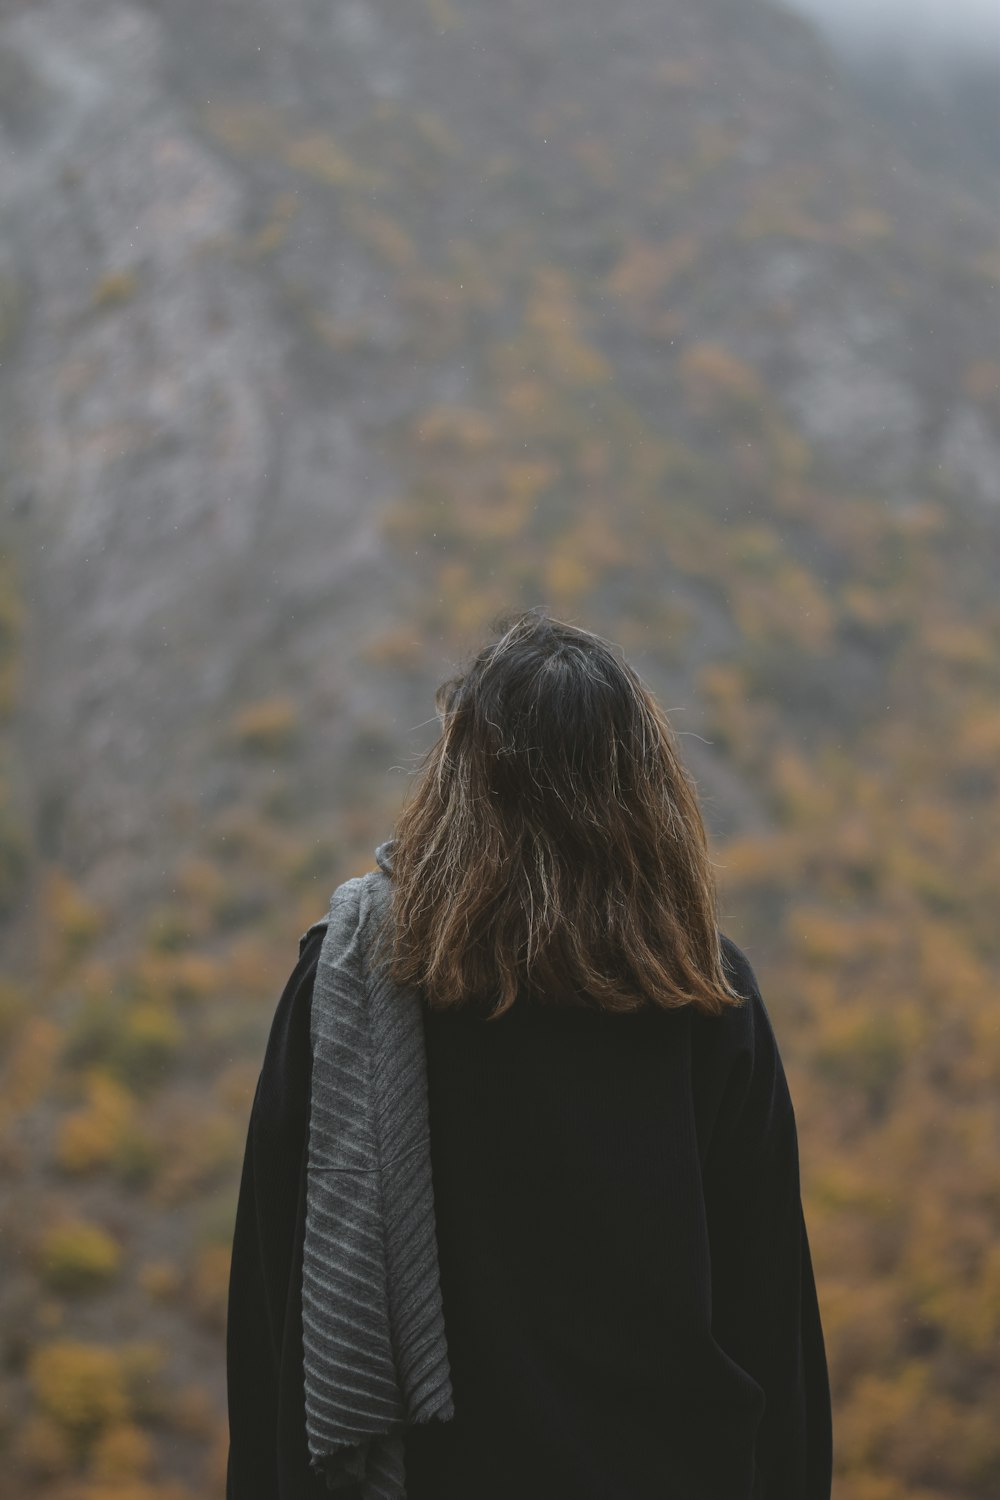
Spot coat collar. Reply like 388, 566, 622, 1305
374, 838, 396, 876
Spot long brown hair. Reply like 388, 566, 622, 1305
368, 607, 746, 1021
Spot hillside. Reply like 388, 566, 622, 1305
0, 1, 998, 1495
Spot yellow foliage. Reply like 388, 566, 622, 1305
835, 1353, 999, 1486
955, 706, 1000, 770
117, 1000, 184, 1088
286, 131, 377, 189
812, 1003, 910, 1111
38, 1218, 123, 1294
174, 855, 229, 914
427, 559, 499, 632
498, 377, 550, 425
575, 440, 610, 485
914, 919, 988, 1010
451, 483, 535, 543
411, 108, 461, 156
247, 217, 289, 257
728, 523, 783, 574
653, 56, 701, 87
714, 830, 801, 889
225, 932, 283, 993
229, 695, 300, 754
11, 1412, 75, 1479
0, 974, 27, 1046
29, 1340, 129, 1440
190, 1243, 233, 1331
924, 618, 994, 669
151, 1108, 240, 1205
200, 102, 289, 156
44, 867, 105, 958
248, 192, 299, 256
679, 342, 762, 412
550, 332, 609, 388
72, 1484, 197, 1500
698, 661, 745, 708
769, 422, 812, 507
91, 269, 139, 310
138, 1259, 182, 1301
607, 233, 700, 308
967, 1006, 1000, 1088
813, 1275, 904, 1384
969, 244, 1000, 283
134, 950, 221, 1009
962, 356, 1000, 411
37, 1297, 66, 1329
842, 582, 899, 631
0, 1015, 60, 1123
841, 206, 893, 242
812, 1160, 897, 1217
525, 266, 611, 387
786, 906, 856, 966
505, 458, 559, 505
118, 1342, 168, 1418
835, 1360, 930, 1468
436, 559, 473, 597
169, 1381, 217, 1438
346, 205, 416, 269
691, 122, 741, 174
894, 498, 949, 540
0, 546, 24, 715
883, 839, 960, 916
271, 190, 299, 221
55, 1069, 136, 1175
771, 744, 836, 824
543, 551, 594, 602
88, 1421, 153, 1481
362, 628, 424, 669
732, 566, 834, 651
695, 660, 773, 757
833, 1479, 917, 1500
575, 503, 629, 569
425, 0, 462, 26
411, 405, 497, 453
735, 175, 835, 245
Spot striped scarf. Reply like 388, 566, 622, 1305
299, 840, 454, 1495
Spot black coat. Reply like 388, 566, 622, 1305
226, 926, 832, 1500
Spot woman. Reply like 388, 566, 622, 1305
226, 606, 833, 1499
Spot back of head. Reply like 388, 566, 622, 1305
370, 607, 746, 1020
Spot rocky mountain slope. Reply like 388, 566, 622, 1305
0, 1, 998, 1495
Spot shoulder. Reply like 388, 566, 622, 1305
718, 931, 762, 1003
296, 873, 364, 956
691, 932, 775, 1070
296, 868, 392, 968
715, 935, 791, 1102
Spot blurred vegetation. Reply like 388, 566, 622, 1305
1, 1, 998, 1496
37, 1220, 123, 1296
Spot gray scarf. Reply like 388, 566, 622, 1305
298, 839, 454, 1496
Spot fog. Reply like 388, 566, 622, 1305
782, 0, 1000, 60
781, 0, 999, 185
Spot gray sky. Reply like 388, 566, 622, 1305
781, 0, 1000, 59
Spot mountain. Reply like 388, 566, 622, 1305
0, 1, 998, 1495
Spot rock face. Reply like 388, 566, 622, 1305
0, 0, 998, 906
3, 7, 277, 874
0, 1, 403, 902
